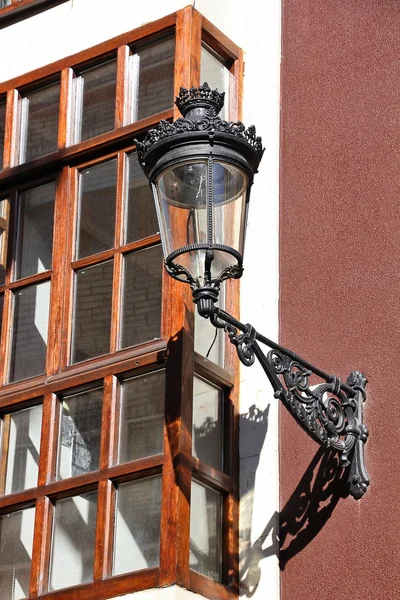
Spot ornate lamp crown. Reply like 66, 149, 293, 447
175, 82, 225, 117
135, 82, 264, 173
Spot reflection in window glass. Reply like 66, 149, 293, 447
190, 480, 222, 581
71, 261, 113, 363
120, 246, 162, 349
118, 371, 164, 464
57, 388, 102, 480
192, 377, 223, 471
9, 281, 50, 382
0, 99, 6, 170
76, 159, 117, 259
200, 44, 230, 120
125, 152, 158, 243
129, 36, 174, 123
0, 0, 11, 8
194, 283, 225, 367
19, 80, 60, 163
16, 181, 55, 280
75, 59, 117, 142
0, 507, 35, 600
50, 491, 97, 590
113, 476, 161, 575
3, 404, 42, 495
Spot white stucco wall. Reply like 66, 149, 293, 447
0, 0, 281, 598
114, 585, 214, 600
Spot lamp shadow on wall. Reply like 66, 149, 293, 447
240, 444, 349, 596
239, 404, 273, 597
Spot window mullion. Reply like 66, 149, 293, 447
37, 392, 59, 487
115, 45, 130, 129
228, 50, 244, 122
60, 167, 77, 369
110, 151, 125, 354
46, 170, 68, 376
0, 413, 10, 494
100, 374, 118, 471
174, 6, 202, 118
3, 89, 18, 170
29, 495, 53, 597
93, 478, 115, 581
58, 67, 73, 149
0, 190, 17, 385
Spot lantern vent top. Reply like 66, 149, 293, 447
175, 82, 225, 119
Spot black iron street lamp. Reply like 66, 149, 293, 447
136, 83, 369, 500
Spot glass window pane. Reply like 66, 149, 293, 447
75, 59, 117, 142
194, 284, 225, 367
57, 388, 102, 480
0, 198, 8, 286
10, 281, 50, 382
0, 99, 6, 171
71, 261, 113, 363
192, 377, 223, 471
118, 371, 164, 464
113, 476, 161, 575
125, 152, 158, 243
15, 182, 55, 280
49, 491, 97, 591
130, 37, 174, 122
76, 159, 117, 259
20, 81, 60, 163
120, 246, 162, 349
190, 480, 222, 581
4, 404, 42, 495
200, 44, 230, 120
0, 507, 35, 600
0, 0, 11, 8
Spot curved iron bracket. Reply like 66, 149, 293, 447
195, 290, 369, 499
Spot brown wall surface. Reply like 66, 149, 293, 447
279, 1, 400, 599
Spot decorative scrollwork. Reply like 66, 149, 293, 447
135, 84, 264, 166
197, 299, 370, 499
268, 349, 362, 466
232, 334, 257, 367
164, 261, 195, 286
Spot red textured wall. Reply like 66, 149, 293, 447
279, 1, 400, 599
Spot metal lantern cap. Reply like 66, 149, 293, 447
136, 82, 264, 182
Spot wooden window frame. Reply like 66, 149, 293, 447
0, 7, 243, 600
0, 0, 69, 29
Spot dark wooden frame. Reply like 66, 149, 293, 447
0, 7, 243, 600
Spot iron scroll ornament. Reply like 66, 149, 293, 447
194, 290, 370, 500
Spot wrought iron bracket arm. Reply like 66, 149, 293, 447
194, 292, 369, 499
